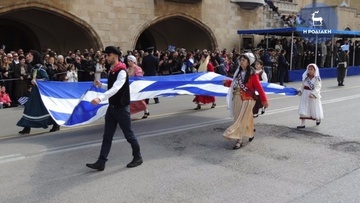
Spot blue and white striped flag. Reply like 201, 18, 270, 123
36, 72, 298, 127
18, 97, 29, 105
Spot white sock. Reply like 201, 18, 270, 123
301, 119, 305, 126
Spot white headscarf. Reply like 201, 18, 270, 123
127, 55, 137, 64
302, 63, 320, 81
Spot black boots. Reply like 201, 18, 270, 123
49, 124, 60, 132
126, 157, 143, 168
19, 127, 31, 134
18, 125, 59, 134
86, 161, 105, 171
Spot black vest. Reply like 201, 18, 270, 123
107, 68, 130, 107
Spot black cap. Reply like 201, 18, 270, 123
102, 46, 122, 56
146, 46, 154, 52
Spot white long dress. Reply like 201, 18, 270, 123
298, 76, 324, 120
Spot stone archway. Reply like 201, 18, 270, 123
0, 2, 102, 54
134, 14, 217, 51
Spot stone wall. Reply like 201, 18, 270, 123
1, 0, 360, 52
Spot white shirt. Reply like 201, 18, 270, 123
98, 70, 126, 102
66, 70, 78, 82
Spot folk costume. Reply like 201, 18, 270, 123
17, 50, 59, 134
297, 63, 323, 128
86, 46, 142, 171
193, 54, 216, 110
127, 55, 149, 118
223, 53, 268, 148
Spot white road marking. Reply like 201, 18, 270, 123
0, 154, 25, 164
1, 93, 360, 164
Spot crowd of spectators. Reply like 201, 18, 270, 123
0, 38, 358, 108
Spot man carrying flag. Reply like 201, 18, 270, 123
86, 46, 143, 171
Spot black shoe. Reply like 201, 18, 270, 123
126, 157, 143, 168
194, 104, 201, 110
49, 124, 60, 132
142, 112, 150, 119
154, 100, 160, 104
340, 83, 345, 86
86, 161, 105, 171
261, 107, 265, 114
297, 125, 305, 129
316, 120, 321, 126
233, 142, 242, 150
249, 137, 254, 142
211, 103, 216, 108
19, 127, 31, 134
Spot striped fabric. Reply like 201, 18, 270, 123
36, 72, 298, 127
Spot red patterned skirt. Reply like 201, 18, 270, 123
193, 95, 215, 104
130, 100, 147, 114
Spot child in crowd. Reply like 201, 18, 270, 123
0, 85, 12, 108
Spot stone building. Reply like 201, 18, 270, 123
0, 0, 359, 54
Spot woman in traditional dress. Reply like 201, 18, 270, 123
193, 53, 216, 110
297, 63, 323, 128
127, 55, 150, 119
223, 53, 269, 149
17, 50, 60, 134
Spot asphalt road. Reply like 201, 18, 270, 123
1, 75, 360, 203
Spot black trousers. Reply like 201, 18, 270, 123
145, 98, 159, 104
337, 65, 347, 84
98, 105, 141, 163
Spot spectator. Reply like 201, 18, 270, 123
1, 55, 14, 100
261, 48, 275, 83
81, 53, 96, 81
0, 85, 12, 108
46, 56, 58, 81
13, 55, 30, 102
94, 57, 106, 81
278, 49, 289, 86
185, 52, 198, 73
55, 55, 68, 81
158, 53, 170, 75
12, 53, 20, 65
141, 47, 159, 104
66, 64, 78, 82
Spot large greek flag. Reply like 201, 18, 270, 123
36, 72, 298, 127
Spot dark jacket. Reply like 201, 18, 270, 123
278, 55, 289, 71
141, 54, 159, 76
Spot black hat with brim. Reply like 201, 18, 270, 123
146, 47, 154, 52
102, 46, 121, 56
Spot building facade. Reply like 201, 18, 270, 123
0, 0, 359, 53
